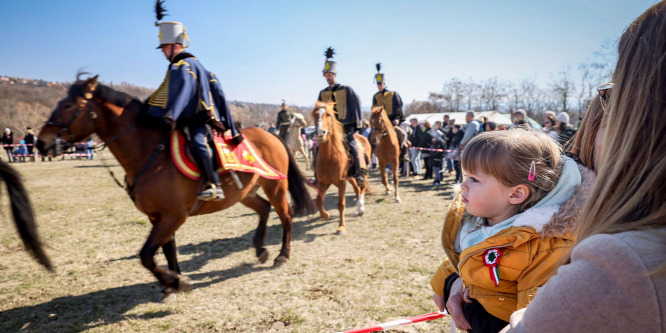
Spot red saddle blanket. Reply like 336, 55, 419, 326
171, 131, 286, 180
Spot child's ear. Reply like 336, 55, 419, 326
508, 184, 530, 205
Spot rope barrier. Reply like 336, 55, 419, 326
408, 147, 452, 152
337, 311, 447, 333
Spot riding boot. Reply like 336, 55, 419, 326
193, 153, 225, 201
351, 151, 365, 187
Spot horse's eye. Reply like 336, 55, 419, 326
63, 103, 74, 110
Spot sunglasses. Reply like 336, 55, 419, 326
597, 82, 614, 113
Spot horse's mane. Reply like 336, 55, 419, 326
314, 101, 346, 156
68, 81, 141, 108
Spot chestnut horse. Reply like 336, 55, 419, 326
369, 107, 402, 203
0, 161, 52, 271
312, 102, 371, 234
37, 76, 313, 297
286, 113, 309, 170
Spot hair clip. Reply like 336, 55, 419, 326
528, 160, 536, 182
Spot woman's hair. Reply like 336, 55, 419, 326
461, 129, 564, 213
566, 94, 604, 171
576, 2, 666, 244
545, 115, 556, 127
424, 120, 432, 129
556, 121, 568, 132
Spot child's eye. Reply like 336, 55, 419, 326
470, 177, 479, 182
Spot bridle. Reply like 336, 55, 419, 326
370, 115, 390, 140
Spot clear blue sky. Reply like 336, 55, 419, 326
1, 0, 657, 108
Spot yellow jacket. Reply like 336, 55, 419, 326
430, 162, 596, 322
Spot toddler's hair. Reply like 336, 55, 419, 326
462, 129, 564, 213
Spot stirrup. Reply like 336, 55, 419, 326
197, 183, 225, 201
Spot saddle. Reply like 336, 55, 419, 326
170, 130, 286, 180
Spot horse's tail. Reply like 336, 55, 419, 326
281, 138, 315, 216
0, 162, 53, 271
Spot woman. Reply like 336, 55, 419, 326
420, 121, 434, 180
502, 2, 666, 331
541, 115, 556, 134
548, 112, 577, 146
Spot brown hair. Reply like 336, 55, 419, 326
566, 94, 604, 171
575, 2, 666, 245
462, 129, 564, 213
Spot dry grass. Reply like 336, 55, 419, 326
0, 154, 457, 332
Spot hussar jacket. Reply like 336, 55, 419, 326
430, 163, 595, 322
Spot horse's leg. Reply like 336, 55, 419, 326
393, 155, 402, 203
379, 158, 390, 195
336, 180, 348, 235
261, 179, 293, 266
140, 217, 191, 296
240, 193, 271, 264
162, 234, 181, 274
348, 177, 366, 217
300, 146, 309, 170
316, 183, 331, 220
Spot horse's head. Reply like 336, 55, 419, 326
369, 106, 389, 145
312, 101, 340, 142
37, 75, 100, 155
291, 113, 307, 128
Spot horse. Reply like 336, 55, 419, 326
36, 76, 314, 297
0, 161, 53, 271
311, 102, 371, 234
286, 113, 309, 170
369, 107, 402, 203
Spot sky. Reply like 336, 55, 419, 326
1, 0, 657, 108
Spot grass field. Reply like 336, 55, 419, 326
0, 153, 457, 332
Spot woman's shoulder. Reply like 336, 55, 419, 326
575, 229, 666, 269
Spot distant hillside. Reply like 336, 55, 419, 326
0, 76, 312, 139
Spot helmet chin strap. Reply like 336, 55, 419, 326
169, 44, 175, 62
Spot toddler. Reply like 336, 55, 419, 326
431, 129, 582, 332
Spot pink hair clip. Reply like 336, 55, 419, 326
528, 160, 536, 181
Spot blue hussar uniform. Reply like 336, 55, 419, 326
317, 47, 365, 186
148, 10, 240, 201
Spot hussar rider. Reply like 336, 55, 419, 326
147, 0, 242, 201
276, 99, 294, 142
371, 63, 408, 163
316, 47, 365, 187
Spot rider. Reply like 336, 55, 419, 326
371, 63, 408, 163
316, 47, 365, 187
147, 13, 242, 201
276, 100, 293, 142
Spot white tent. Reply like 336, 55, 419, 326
405, 111, 542, 129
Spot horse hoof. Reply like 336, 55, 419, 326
321, 211, 331, 220
336, 227, 346, 235
356, 207, 365, 217
273, 256, 288, 267
160, 287, 178, 303
177, 276, 192, 293
386, 191, 391, 195
395, 197, 402, 203
258, 249, 269, 264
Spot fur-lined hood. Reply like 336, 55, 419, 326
514, 163, 596, 237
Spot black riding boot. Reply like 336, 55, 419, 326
350, 149, 365, 187
193, 152, 225, 201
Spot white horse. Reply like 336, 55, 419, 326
286, 113, 309, 170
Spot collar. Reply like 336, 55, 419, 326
170, 51, 195, 64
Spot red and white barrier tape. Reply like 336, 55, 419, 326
409, 147, 452, 152
337, 311, 447, 333
1, 141, 104, 148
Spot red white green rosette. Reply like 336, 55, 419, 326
483, 248, 502, 287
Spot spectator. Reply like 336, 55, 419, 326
24, 127, 36, 162
459, 111, 481, 150
548, 112, 577, 146
479, 116, 489, 133
444, 119, 456, 173
2, 128, 14, 163
408, 118, 422, 177
361, 120, 371, 139
503, 3, 666, 331
541, 114, 556, 134
447, 125, 464, 182
86, 138, 95, 160
430, 135, 447, 185
542, 110, 556, 127
510, 109, 531, 129
421, 121, 434, 180
267, 122, 277, 134
14, 140, 28, 162
485, 121, 498, 131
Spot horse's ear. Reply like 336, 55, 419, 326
84, 75, 99, 99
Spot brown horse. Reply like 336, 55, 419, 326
0, 161, 53, 271
369, 107, 402, 203
311, 102, 371, 234
36, 76, 313, 297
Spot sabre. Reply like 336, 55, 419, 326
228, 169, 243, 189
337, 311, 447, 333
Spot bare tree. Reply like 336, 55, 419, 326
551, 67, 575, 116
480, 77, 506, 111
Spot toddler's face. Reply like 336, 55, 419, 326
460, 168, 515, 225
